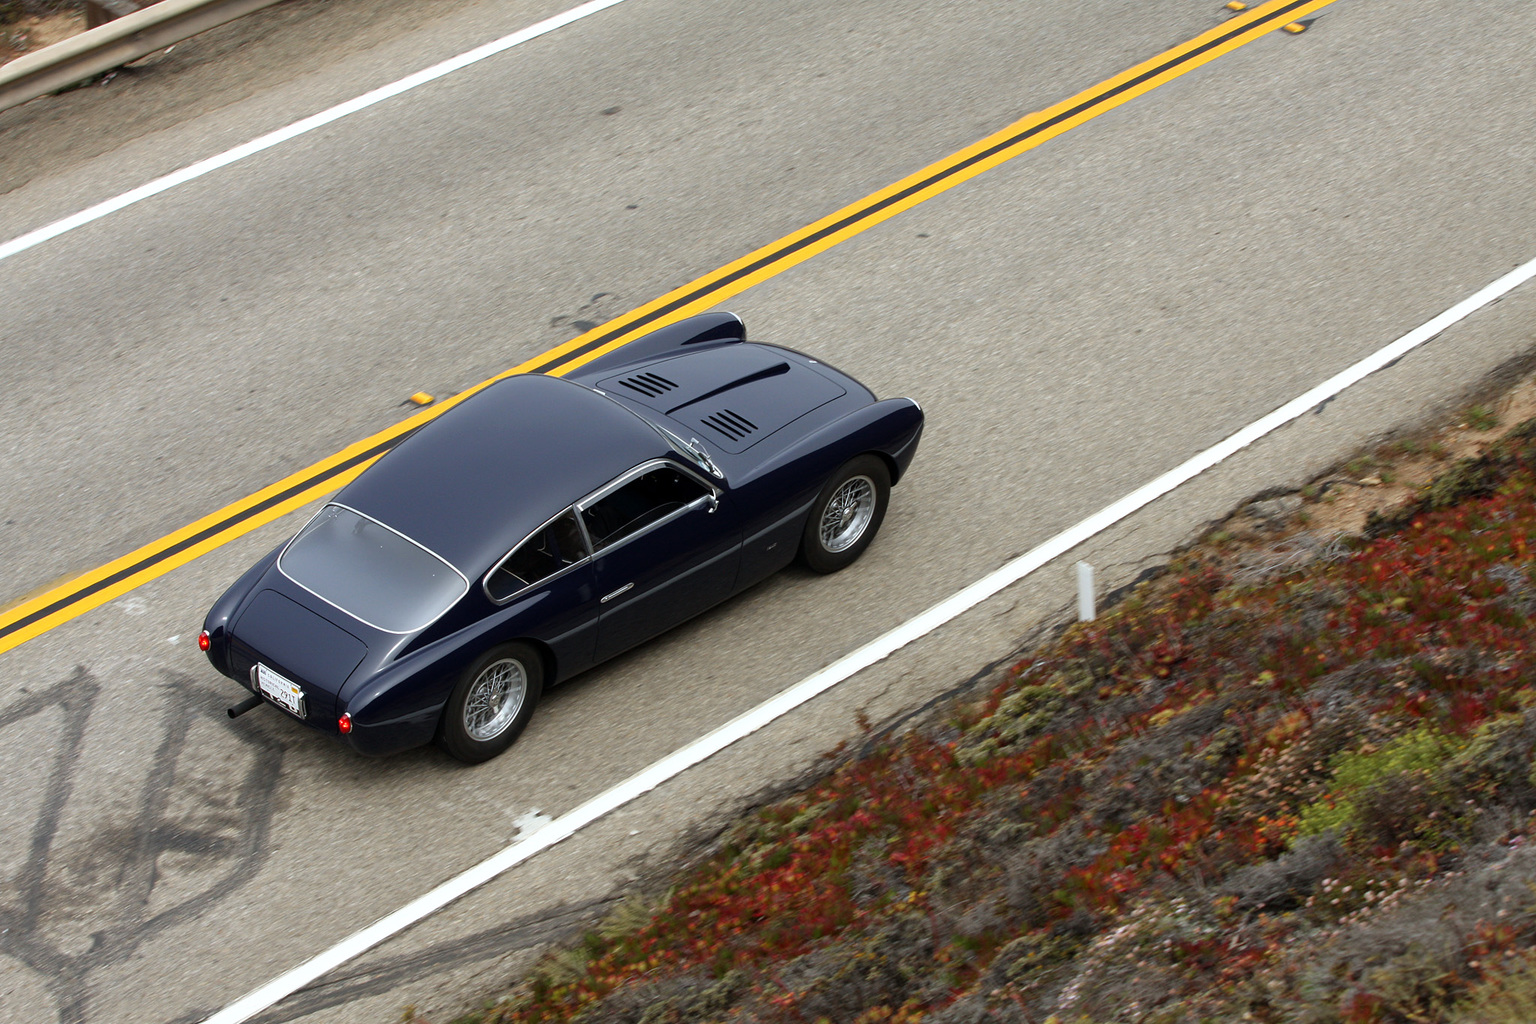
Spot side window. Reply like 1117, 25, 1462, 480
581, 466, 708, 550
486, 511, 590, 602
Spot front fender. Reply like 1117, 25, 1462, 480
754, 397, 923, 485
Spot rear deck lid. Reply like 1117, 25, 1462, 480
234, 589, 368, 701
599, 346, 844, 453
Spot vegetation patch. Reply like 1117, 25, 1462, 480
437, 419, 1536, 1024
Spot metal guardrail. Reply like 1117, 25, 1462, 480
0, 0, 286, 115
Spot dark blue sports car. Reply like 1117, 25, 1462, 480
200, 313, 923, 762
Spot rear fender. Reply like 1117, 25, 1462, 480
201, 541, 285, 678
339, 595, 571, 754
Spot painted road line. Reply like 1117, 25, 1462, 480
0, 0, 1334, 656
0, 0, 637, 265
201, 250, 1536, 1024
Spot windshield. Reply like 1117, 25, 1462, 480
278, 505, 468, 633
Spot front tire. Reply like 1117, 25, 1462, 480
799, 454, 891, 574
438, 642, 543, 764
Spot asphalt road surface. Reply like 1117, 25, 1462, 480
2, 1, 1534, 1021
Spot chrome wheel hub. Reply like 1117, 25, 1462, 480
819, 475, 876, 553
463, 658, 528, 741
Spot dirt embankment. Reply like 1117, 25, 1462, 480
0, 1, 82, 64
422, 366, 1536, 1024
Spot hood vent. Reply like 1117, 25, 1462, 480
597, 344, 846, 453
700, 409, 758, 442
617, 372, 678, 398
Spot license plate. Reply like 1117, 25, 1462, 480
255, 663, 306, 717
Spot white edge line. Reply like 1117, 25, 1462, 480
202, 251, 1536, 1024
0, 0, 634, 265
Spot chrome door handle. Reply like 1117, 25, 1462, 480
601, 582, 634, 604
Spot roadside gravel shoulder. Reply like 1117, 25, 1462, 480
0, 0, 489, 196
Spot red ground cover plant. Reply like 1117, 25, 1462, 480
465, 423, 1536, 1024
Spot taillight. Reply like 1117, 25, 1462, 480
338, 712, 352, 735
198, 630, 211, 652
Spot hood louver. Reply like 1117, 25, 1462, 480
700, 409, 758, 442
617, 372, 678, 398
596, 345, 846, 453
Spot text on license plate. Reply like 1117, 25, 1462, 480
255, 663, 306, 716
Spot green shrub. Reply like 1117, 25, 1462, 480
1466, 405, 1501, 431
1295, 728, 1465, 840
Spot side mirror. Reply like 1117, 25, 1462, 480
687, 437, 724, 479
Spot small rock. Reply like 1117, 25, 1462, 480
1360, 476, 1382, 486
1247, 495, 1303, 525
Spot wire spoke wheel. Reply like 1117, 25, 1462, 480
800, 456, 890, 574
819, 475, 876, 553
462, 657, 528, 741
440, 642, 544, 763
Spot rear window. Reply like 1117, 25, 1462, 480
278, 505, 468, 633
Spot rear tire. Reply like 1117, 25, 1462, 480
799, 454, 891, 574
438, 642, 543, 764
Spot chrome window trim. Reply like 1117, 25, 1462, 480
575, 458, 721, 555
277, 503, 471, 635
482, 507, 593, 606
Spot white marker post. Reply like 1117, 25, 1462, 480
1076, 561, 1095, 621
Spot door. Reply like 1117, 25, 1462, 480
581, 461, 741, 660
485, 509, 600, 676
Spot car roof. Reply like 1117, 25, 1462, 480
336, 374, 668, 575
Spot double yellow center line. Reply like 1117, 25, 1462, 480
0, 0, 1333, 655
